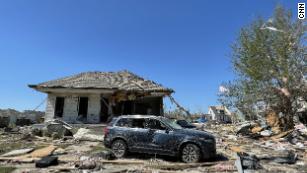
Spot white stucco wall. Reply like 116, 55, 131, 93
45, 93, 101, 123
45, 95, 56, 121
87, 95, 101, 123
63, 95, 79, 123
208, 108, 216, 120
208, 107, 232, 122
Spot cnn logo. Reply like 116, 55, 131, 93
298, 3, 305, 19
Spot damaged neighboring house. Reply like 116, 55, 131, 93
208, 106, 232, 123
29, 70, 173, 123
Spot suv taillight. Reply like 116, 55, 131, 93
103, 127, 109, 136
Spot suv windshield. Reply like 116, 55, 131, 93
160, 117, 183, 130
177, 120, 189, 126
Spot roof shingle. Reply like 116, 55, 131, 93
29, 70, 173, 93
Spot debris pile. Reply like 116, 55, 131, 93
45, 119, 74, 138
202, 120, 307, 172
0, 117, 305, 172
0, 109, 44, 127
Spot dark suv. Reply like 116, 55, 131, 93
104, 115, 216, 163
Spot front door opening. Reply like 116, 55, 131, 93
78, 97, 88, 118
100, 98, 109, 123
55, 97, 64, 117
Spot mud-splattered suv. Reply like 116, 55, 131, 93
104, 115, 216, 163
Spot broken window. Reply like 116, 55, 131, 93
116, 118, 132, 127
54, 97, 64, 117
146, 119, 166, 130
131, 118, 145, 128
78, 97, 88, 118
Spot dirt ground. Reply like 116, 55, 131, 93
0, 123, 306, 173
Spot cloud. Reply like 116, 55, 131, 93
219, 85, 229, 93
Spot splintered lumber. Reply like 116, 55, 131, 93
23, 145, 57, 158
271, 130, 293, 140
97, 160, 217, 169
230, 146, 244, 153
58, 158, 218, 170
0, 156, 37, 163
57, 157, 146, 164
0, 145, 58, 163
98, 160, 145, 164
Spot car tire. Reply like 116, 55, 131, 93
181, 143, 201, 163
111, 139, 127, 158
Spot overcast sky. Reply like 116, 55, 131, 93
0, 0, 301, 112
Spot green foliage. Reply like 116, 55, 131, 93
219, 6, 306, 129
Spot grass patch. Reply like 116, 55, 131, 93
0, 166, 16, 173
87, 145, 110, 155
90, 145, 106, 152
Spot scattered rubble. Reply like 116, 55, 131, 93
74, 128, 104, 142
260, 151, 298, 164
0, 109, 44, 127
0, 118, 305, 172
0, 116, 10, 128
260, 129, 272, 137
91, 150, 115, 160
203, 120, 307, 172
75, 156, 98, 170
45, 119, 74, 138
235, 152, 262, 173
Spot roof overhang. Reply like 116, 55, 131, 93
28, 85, 173, 96
29, 87, 115, 94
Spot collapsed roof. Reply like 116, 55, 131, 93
29, 70, 174, 94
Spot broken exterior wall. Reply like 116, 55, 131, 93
134, 97, 163, 116
44, 92, 164, 123
112, 96, 163, 116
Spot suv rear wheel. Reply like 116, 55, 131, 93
181, 143, 200, 163
111, 139, 127, 158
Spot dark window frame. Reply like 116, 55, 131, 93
78, 97, 89, 118
54, 97, 65, 118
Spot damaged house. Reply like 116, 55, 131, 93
208, 106, 232, 123
29, 71, 173, 123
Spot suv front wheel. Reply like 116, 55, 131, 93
111, 139, 127, 158
181, 143, 201, 163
